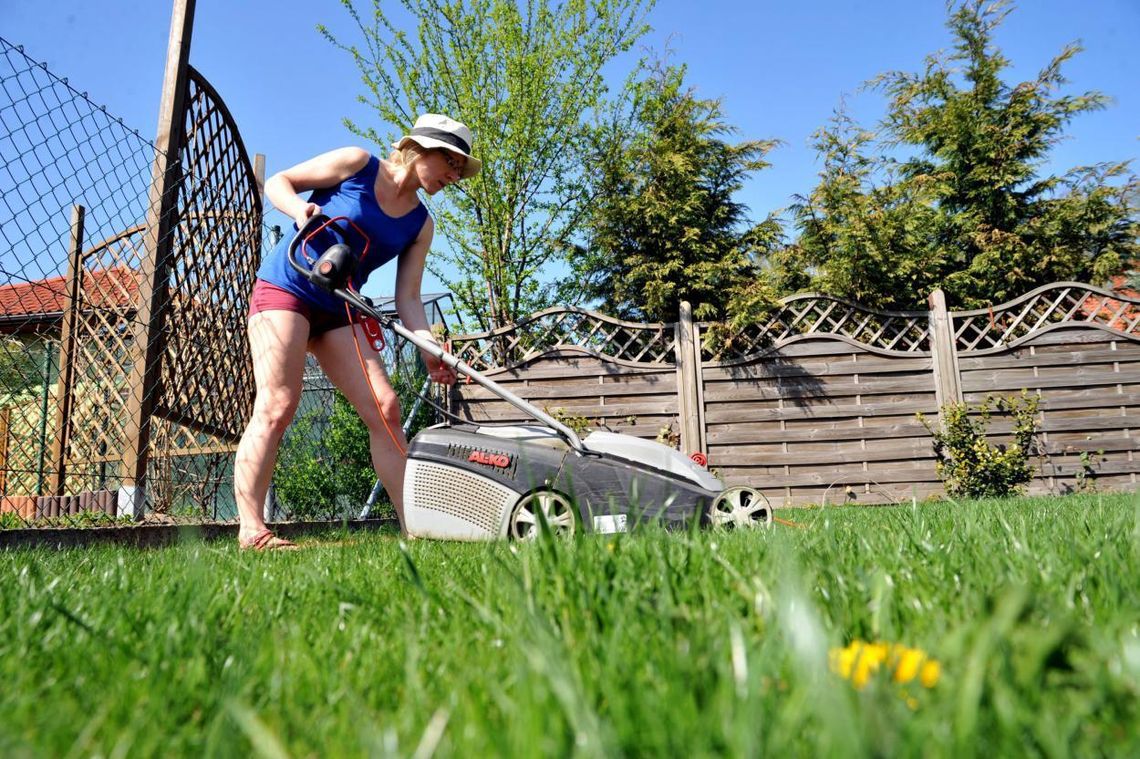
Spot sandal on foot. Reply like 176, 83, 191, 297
239, 528, 299, 551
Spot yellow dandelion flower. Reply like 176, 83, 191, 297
829, 640, 942, 694
892, 647, 926, 684
851, 655, 876, 689
829, 645, 857, 679
919, 659, 941, 688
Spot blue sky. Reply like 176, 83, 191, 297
4, 0, 1137, 298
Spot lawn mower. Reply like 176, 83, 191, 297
288, 215, 773, 540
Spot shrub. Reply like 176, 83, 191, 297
546, 407, 593, 435
273, 406, 340, 520
274, 363, 436, 520
917, 391, 1041, 499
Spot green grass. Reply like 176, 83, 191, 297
1, 493, 1138, 757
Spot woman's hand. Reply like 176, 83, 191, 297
294, 202, 321, 229
421, 348, 458, 385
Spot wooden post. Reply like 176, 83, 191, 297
48, 204, 85, 495
928, 289, 963, 411
693, 321, 707, 454
0, 406, 9, 496
675, 301, 704, 455
118, 0, 196, 519
253, 153, 266, 197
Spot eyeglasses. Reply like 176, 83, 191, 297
437, 150, 464, 173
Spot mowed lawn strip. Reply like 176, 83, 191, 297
1, 493, 1137, 757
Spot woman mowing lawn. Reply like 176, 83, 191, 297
234, 114, 478, 550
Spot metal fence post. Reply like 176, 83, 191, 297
928, 289, 963, 412
0, 407, 9, 496
118, 0, 196, 519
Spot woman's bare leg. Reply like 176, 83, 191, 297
309, 325, 409, 529
233, 310, 310, 541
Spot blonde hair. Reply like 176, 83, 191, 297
388, 142, 428, 169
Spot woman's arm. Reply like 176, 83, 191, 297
394, 216, 457, 385
265, 146, 371, 227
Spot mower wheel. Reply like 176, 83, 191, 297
707, 486, 773, 529
508, 489, 577, 540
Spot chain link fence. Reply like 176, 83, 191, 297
2, 37, 449, 529
2, 38, 153, 526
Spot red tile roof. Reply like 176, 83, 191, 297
1080, 275, 1140, 331
0, 266, 141, 318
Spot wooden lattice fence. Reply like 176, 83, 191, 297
448, 283, 1140, 506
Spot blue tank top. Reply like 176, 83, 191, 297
256, 155, 429, 313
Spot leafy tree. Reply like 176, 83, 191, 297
786, 0, 1137, 310
0, 336, 50, 393
321, 0, 654, 331
569, 62, 783, 324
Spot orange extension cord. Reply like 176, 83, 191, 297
343, 298, 407, 458
301, 215, 408, 458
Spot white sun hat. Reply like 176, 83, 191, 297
392, 113, 481, 178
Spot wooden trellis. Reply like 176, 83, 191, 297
706, 293, 931, 363
953, 282, 1140, 352
48, 223, 144, 496
153, 66, 261, 443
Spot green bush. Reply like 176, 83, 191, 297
274, 392, 389, 521
273, 406, 340, 520
273, 363, 436, 520
918, 391, 1041, 499
325, 392, 376, 506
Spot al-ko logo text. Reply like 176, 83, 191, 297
468, 450, 512, 468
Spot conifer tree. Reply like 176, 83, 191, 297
787, 0, 1137, 310
572, 63, 781, 323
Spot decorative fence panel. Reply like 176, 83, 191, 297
448, 283, 1140, 507
141, 66, 263, 517
698, 295, 941, 504
154, 67, 262, 445
954, 285, 1140, 496
51, 226, 144, 498
449, 308, 682, 439
701, 337, 942, 504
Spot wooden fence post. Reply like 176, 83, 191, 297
253, 153, 266, 197
48, 204, 85, 496
675, 301, 705, 455
928, 289, 963, 412
0, 406, 9, 496
118, 0, 196, 519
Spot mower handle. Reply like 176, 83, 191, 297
283, 214, 589, 453
286, 213, 327, 273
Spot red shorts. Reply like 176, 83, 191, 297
248, 279, 352, 337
